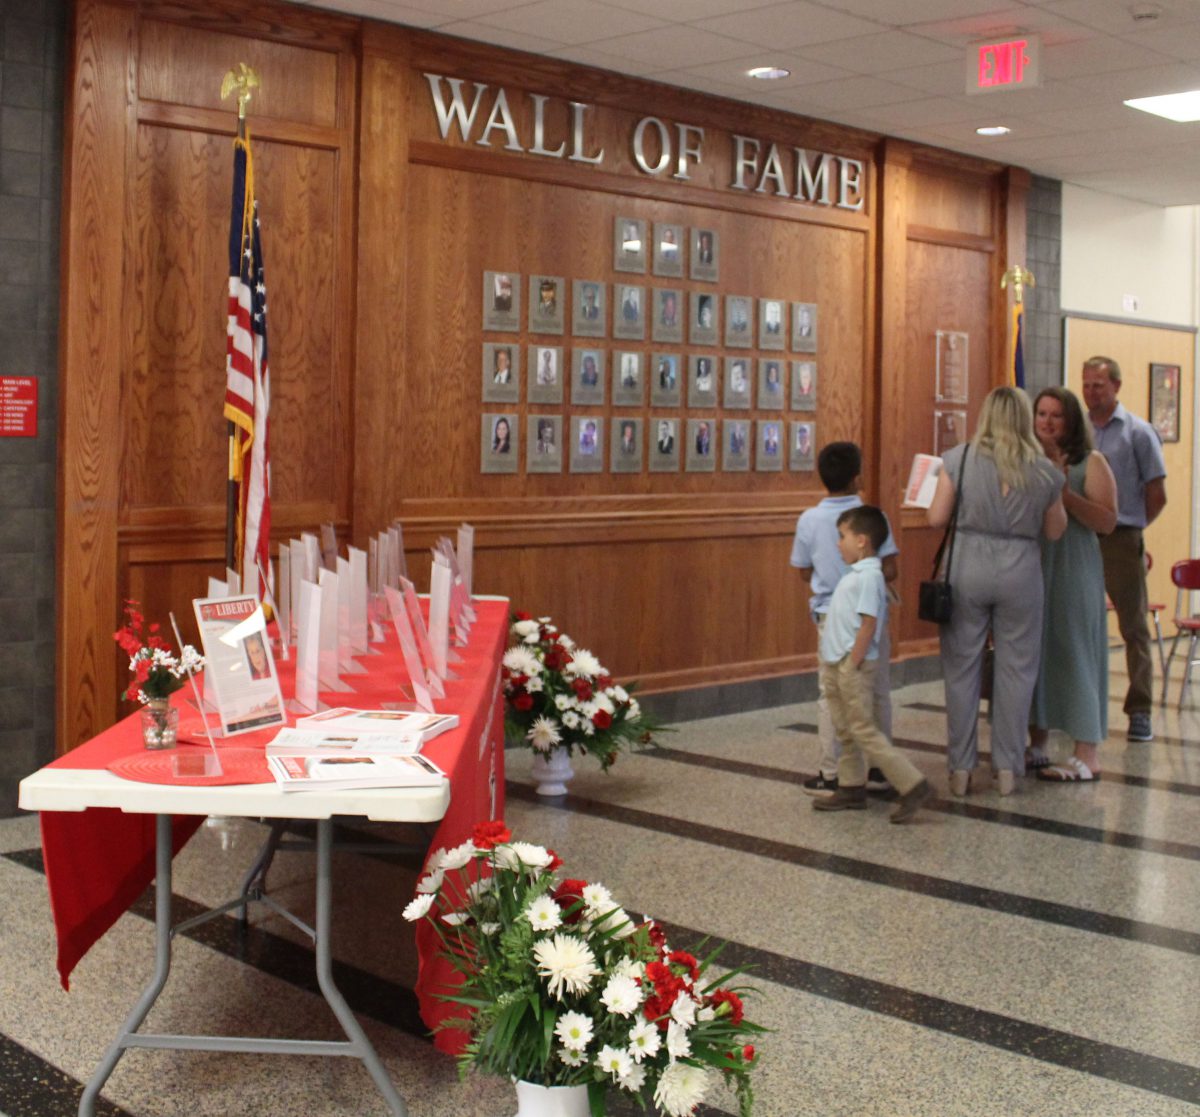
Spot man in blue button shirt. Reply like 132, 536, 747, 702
1082, 356, 1167, 743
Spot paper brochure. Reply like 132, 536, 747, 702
904, 454, 943, 509
267, 751, 446, 792
293, 708, 457, 740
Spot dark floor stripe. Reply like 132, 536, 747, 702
0, 1032, 134, 1117
645, 744, 1200, 863
506, 783, 1200, 959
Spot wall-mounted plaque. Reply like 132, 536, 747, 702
570, 416, 604, 473
757, 419, 783, 472
724, 295, 754, 349
935, 330, 969, 403
791, 302, 817, 353
1150, 362, 1181, 443
482, 271, 520, 332
481, 413, 518, 474
651, 353, 681, 407
651, 287, 684, 344
653, 222, 684, 278
759, 359, 786, 411
528, 345, 563, 405
689, 291, 718, 346
527, 414, 563, 474
724, 419, 750, 472
790, 421, 815, 471
528, 274, 565, 335
571, 348, 606, 406
723, 357, 752, 410
688, 355, 717, 408
611, 418, 642, 472
613, 351, 644, 407
649, 418, 679, 472
686, 418, 716, 471
934, 408, 966, 456
613, 283, 646, 341
791, 361, 816, 411
759, 298, 786, 351
614, 217, 647, 274
690, 227, 719, 283
572, 280, 606, 338
482, 343, 519, 404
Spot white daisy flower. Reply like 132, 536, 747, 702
582, 721, 595, 737
527, 716, 562, 753
628, 698, 641, 719
479, 922, 500, 935
426, 847, 448, 871
612, 957, 645, 981
600, 974, 642, 1017
523, 631, 540, 644
596, 1045, 632, 1081
492, 845, 520, 871
581, 883, 612, 913
415, 868, 444, 894
511, 841, 554, 869
654, 1062, 710, 1117
532, 934, 600, 999
593, 692, 615, 715
401, 893, 434, 921
502, 647, 540, 675
442, 911, 469, 926
527, 675, 544, 692
554, 694, 571, 711
559, 1047, 587, 1067
559, 633, 575, 649
562, 712, 580, 729
619, 1060, 647, 1092
512, 620, 540, 638
554, 1010, 594, 1052
670, 994, 697, 1028
439, 841, 476, 870
697, 1005, 715, 1022
627, 1019, 661, 1062
564, 649, 602, 677
612, 685, 629, 702
466, 877, 494, 904
665, 1020, 691, 1060
524, 895, 563, 932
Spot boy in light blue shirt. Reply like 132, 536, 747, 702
812, 506, 930, 823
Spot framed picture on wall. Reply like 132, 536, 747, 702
611, 418, 643, 472
688, 355, 717, 408
790, 421, 815, 471
613, 283, 646, 341
724, 419, 750, 472
571, 348, 606, 406
614, 217, 647, 273
934, 409, 966, 456
649, 418, 680, 472
651, 353, 681, 407
1150, 362, 1181, 443
481, 413, 518, 474
791, 302, 817, 353
570, 416, 604, 473
651, 288, 684, 344
528, 345, 563, 405
528, 275, 565, 335
689, 291, 719, 346
572, 280, 607, 338
757, 420, 783, 472
481, 343, 519, 404
759, 298, 786, 350
653, 222, 684, 278
791, 361, 816, 411
613, 350, 644, 406
723, 357, 752, 409
527, 415, 563, 474
724, 295, 754, 348
759, 359, 786, 410
482, 271, 520, 332
690, 228, 719, 283
935, 330, 969, 404
685, 419, 716, 471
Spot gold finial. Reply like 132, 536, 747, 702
1001, 264, 1036, 305
220, 63, 261, 121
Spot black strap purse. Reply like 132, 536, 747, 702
918, 447, 969, 624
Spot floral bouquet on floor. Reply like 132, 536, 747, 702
502, 612, 660, 771
113, 600, 204, 704
404, 820, 764, 1117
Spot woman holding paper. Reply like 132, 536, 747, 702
927, 387, 1065, 796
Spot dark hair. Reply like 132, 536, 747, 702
817, 441, 862, 493
1083, 354, 1121, 383
837, 504, 888, 553
1033, 386, 1093, 466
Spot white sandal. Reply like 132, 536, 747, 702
1036, 756, 1096, 782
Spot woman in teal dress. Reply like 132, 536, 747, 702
1029, 387, 1118, 781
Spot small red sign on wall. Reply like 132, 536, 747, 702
0, 377, 38, 437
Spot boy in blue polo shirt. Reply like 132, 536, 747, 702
813, 506, 930, 823
790, 442, 898, 795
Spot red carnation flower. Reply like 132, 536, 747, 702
598, 674, 614, 688
645, 922, 667, 952
743, 1044, 756, 1062
471, 820, 511, 849
514, 610, 533, 621
543, 646, 569, 671
545, 848, 563, 872
591, 709, 613, 730
552, 879, 588, 923
572, 678, 593, 701
668, 950, 700, 981
513, 693, 534, 711
710, 989, 745, 1026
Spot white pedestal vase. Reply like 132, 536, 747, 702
529, 746, 574, 796
512, 1080, 590, 1117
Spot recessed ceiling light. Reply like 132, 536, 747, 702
976, 125, 1011, 136
747, 66, 790, 80
1125, 89, 1200, 122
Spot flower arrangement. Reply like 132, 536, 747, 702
502, 612, 658, 771
405, 821, 763, 1117
113, 600, 204, 704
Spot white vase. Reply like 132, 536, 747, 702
512, 1080, 590, 1117
529, 746, 574, 796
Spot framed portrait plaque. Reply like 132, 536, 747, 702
685, 418, 716, 472
613, 283, 646, 341
690, 227, 719, 283
611, 418, 643, 473
528, 274, 565, 335
651, 287, 684, 344
791, 361, 816, 411
650, 353, 681, 407
688, 355, 718, 408
759, 359, 786, 410
613, 351, 644, 407
934, 409, 966, 456
481, 413, 518, 474
572, 280, 606, 339
791, 302, 818, 353
614, 217, 647, 274
570, 416, 604, 474
789, 421, 816, 471
723, 419, 750, 472
724, 295, 754, 349
649, 418, 680, 472
653, 222, 684, 278
759, 298, 786, 351
723, 357, 752, 410
571, 348, 606, 406
482, 343, 519, 404
482, 271, 519, 332
1150, 362, 1180, 443
757, 419, 783, 472
689, 291, 719, 346
527, 414, 563, 474
528, 345, 563, 405
935, 330, 969, 404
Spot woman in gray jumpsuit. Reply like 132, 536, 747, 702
927, 388, 1066, 796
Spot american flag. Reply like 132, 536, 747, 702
224, 133, 271, 599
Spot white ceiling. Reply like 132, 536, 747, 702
293, 0, 1200, 207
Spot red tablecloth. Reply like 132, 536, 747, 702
39, 598, 509, 1050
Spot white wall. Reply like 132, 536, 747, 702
1062, 184, 1198, 327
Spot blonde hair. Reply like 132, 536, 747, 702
970, 386, 1043, 490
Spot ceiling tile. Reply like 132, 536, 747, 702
601, 0, 776, 20
765, 74, 929, 111
433, 18, 567, 53
862, 94, 997, 127
693, 2, 885, 49
544, 43, 664, 77
1067, 60, 1200, 100
589, 23, 764, 66
1120, 20, 1200, 62
1039, 0, 1200, 35
792, 30, 964, 73
905, 4, 1088, 45
814, 0, 1021, 24
666, 51, 856, 92
1040, 33, 1175, 79
466, 0, 667, 45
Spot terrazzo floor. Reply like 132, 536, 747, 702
3, 660, 1200, 1117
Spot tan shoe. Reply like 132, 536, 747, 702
949, 770, 970, 797
996, 769, 1016, 796
890, 779, 932, 824
812, 786, 868, 812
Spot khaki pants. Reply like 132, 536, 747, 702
814, 614, 892, 779
820, 656, 923, 794
1099, 527, 1153, 715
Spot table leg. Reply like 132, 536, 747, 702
79, 814, 175, 1117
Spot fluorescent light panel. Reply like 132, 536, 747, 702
1124, 89, 1200, 122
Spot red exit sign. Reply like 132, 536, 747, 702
967, 35, 1041, 94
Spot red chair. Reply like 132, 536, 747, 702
1162, 559, 1200, 707
1107, 550, 1167, 675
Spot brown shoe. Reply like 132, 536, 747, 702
812, 786, 868, 812
890, 779, 932, 824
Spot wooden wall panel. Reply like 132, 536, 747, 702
907, 163, 995, 240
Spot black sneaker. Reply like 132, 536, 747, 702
802, 773, 838, 797
865, 768, 891, 792
1127, 713, 1154, 742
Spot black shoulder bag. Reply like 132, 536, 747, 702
918, 447, 969, 624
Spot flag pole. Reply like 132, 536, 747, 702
1000, 264, 1034, 389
